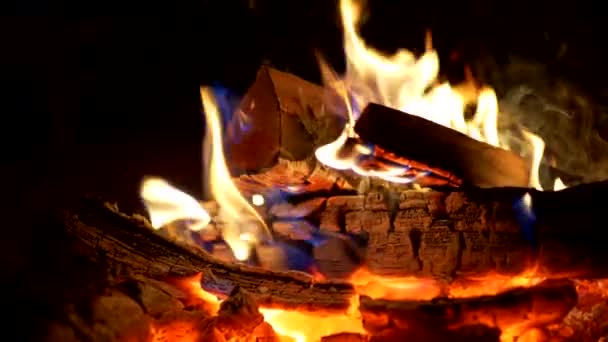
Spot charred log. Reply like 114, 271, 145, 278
354, 103, 531, 188
359, 279, 578, 338
251, 182, 608, 280
64, 198, 356, 311
66, 182, 608, 305
226, 66, 345, 174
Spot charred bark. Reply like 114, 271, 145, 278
67, 182, 608, 300
354, 103, 531, 188
64, 198, 355, 311
243, 181, 608, 280
226, 66, 345, 174
359, 279, 578, 338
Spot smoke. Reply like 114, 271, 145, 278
483, 58, 608, 187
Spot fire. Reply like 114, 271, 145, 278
140, 89, 272, 261
259, 299, 365, 342
349, 266, 546, 300
168, 273, 221, 314
201, 87, 272, 260
140, 177, 211, 231
316, 0, 564, 191
448, 268, 546, 298
348, 267, 441, 300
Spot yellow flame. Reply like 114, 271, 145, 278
260, 297, 364, 342
553, 177, 567, 191
522, 130, 545, 191
201, 87, 271, 260
140, 176, 211, 231
316, 0, 552, 190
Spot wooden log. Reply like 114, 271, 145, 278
228, 181, 608, 280
64, 198, 356, 311
232, 158, 354, 199
354, 103, 531, 188
226, 66, 345, 174
71, 181, 608, 292
359, 279, 578, 338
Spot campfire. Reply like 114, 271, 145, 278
59, 0, 608, 341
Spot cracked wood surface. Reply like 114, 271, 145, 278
64, 198, 356, 311
63, 182, 608, 313
208, 181, 608, 280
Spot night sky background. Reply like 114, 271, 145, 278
2, 0, 608, 340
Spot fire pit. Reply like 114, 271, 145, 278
51, 1, 608, 341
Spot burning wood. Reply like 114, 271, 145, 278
225, 65, 345, 174
59, 197, 608, 341
354, 103, 531, 188
193, 182, 608, 282
359, 279, 578, 339
57, 0, 608, 340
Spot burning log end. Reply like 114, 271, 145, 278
354, 103, 531, 188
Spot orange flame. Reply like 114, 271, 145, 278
348, 267, 441, 300
201, 87, 272, 260
260, 297, 364, 342
140, 89, 273, 261
316, 0, 559, 191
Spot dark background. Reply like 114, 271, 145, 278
2, 0, 608, 339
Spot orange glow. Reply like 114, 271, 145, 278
348, 267, 441, 300
448, 268, 546, 298
259, 296, 364, 342
169, 273, 221, 315
162, 272, 608, 342
349, 267, 546, 301
150, 320, 200, 342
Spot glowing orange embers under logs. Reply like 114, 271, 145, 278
146, 271, 608, 342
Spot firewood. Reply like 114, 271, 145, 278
64, 182, 608, 315
232, 158, 353, 199
64, 198, 356, 311
175, 182, 608, 281
359, 279, 578, 337
226, 66, 344, 174
354, 103, 531, 188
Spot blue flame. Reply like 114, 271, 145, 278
512, 193, 537, 246
271, 241, 317, 272
210, 84, 253, 144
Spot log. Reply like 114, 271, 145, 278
46, 272, 279, 342
221, 181, 608, 281
359, 279, 578, 338
64, 198, 356, 311
68, 182, 608, 307
232, 158, 355, 199
226, 65, 345, 174
354, 103, 531, 188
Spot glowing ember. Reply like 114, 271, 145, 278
448, 268, 546, 298
260, 299, 365, 342
168, 273, 221, 314
349, 267, 547, 301
348, 267, 441, 300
